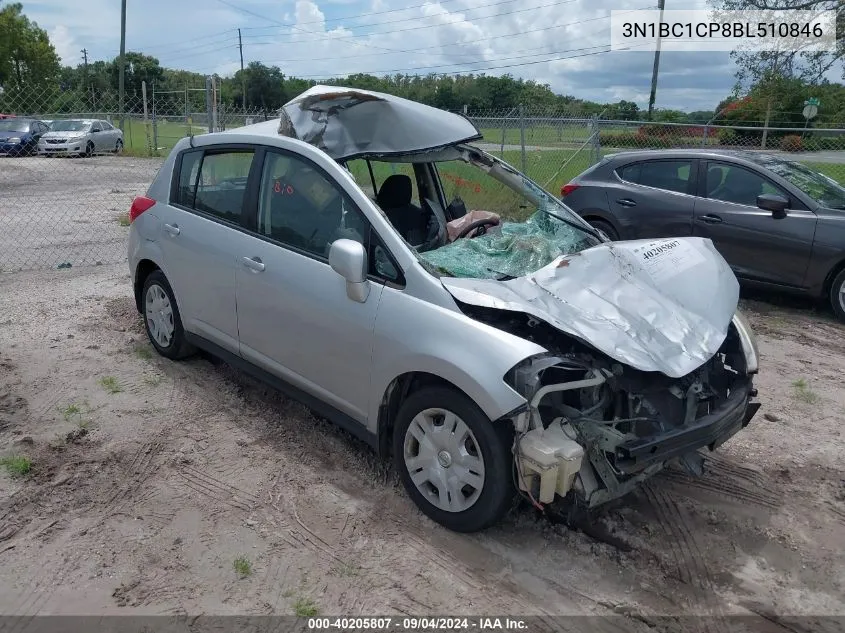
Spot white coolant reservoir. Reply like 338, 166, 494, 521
517, 420, 584, 504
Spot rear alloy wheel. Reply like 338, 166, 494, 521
115, 139, 124, 153
587, 218, 619, 241
829, 269, 845, 322
142, 271, 194, 360
393, 387, 514, 532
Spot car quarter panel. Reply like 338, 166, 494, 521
805, 209, 845, 295
367, 286, 547, 433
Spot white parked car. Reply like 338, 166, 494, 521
38, 119, 123, 157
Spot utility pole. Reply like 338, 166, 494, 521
81, 48, 91, 111
119, 0, 127, 132
646, 0, 665, 121
238, 28, 246, 114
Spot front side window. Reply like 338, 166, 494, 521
618, 160, 693, 195
257, 151, 369, 258
706, 163, 784, 207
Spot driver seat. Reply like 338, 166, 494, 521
377, 174, 433, 246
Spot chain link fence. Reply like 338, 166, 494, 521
1, 93, 843, 272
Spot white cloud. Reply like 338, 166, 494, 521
48, 25, 77, 65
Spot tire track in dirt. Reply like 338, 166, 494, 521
0, 546, 82, 633
642, 486, 729, 633
659, 455, 782, 510
175, 465, 259, 513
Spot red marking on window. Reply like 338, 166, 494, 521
273, 181, 295, 195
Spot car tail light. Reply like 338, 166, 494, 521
561, 184, 579, 197
128, 196, 155, 223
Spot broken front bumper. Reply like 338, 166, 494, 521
614, 375, 760, 475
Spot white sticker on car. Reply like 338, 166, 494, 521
633, 239, 707, 284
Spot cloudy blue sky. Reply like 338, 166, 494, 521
22, 0, 743, 112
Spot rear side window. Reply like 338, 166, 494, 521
618, 160, 693, 195
176, 150, 255, 224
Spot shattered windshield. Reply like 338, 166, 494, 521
418, 150, 600, 279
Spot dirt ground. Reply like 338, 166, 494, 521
0, 264, 843, 630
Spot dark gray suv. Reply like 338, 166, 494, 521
561, 149, 845, 321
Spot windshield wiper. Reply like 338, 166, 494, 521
539, 208, 603, 241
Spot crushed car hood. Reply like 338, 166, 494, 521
277, 85, 482, 161
441, 237, 740, 378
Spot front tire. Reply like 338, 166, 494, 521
142, 271, 194, 360
392, 386, 514, 532
84, 141, 94, 157
829, 269, 845, 322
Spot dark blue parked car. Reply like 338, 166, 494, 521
0, 118, 49, 156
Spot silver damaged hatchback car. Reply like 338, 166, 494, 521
128, 86, 761, 532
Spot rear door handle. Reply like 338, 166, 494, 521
163, 223, 180, 236
242, 256, 265, 272
616, 198, 637, 207
699, 214, 723, 224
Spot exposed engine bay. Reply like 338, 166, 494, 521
461, 302, 761, 512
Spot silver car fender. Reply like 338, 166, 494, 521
367, 287, 546, 432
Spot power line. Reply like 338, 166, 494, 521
297, 41, 656, 80
215, 0, 402, 54
240, 0, 578, 43
241, 6, 651, 52
240, 0, 506, 30
242, 0, 545, 36
255, 26, 612, 65
248, 8, 650, 64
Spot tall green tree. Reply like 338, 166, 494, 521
0, 2, 61, 109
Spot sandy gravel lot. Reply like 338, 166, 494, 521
0, 263, 843, 630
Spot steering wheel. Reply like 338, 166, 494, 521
455, 218, 500, 240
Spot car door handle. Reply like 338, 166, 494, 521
242, 256, 265, 272
699, 214, 723, 224
616, 198, 637, 207
163, 223, 180, 236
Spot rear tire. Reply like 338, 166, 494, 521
587, 218, 619, 241
392, 386, 514, 532
829, 269, 845, 322
115, 139, 123, 154
142, 271, 194, 360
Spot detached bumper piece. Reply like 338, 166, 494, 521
614, 376, 759, 475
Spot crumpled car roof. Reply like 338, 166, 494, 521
277, 85, 482, 161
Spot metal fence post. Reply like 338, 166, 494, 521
591, 114, 601, 164
151, 82, 158, 153
205, 76, 213, 133
519, 103, 526, 173
141, 80, 152, 157
500, 109, 509, 158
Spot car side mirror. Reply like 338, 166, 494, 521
757, 193, 789, 219
329, 239, 369, 302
